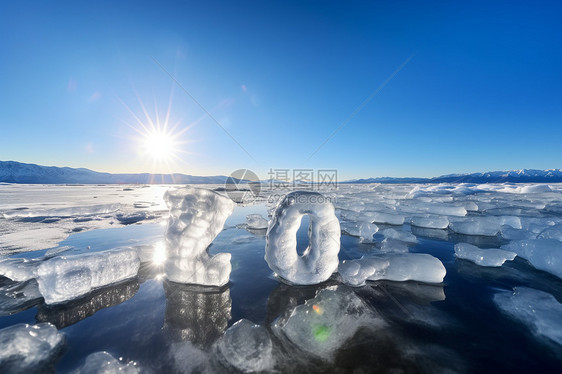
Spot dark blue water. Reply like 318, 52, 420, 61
1, 204, 561, 373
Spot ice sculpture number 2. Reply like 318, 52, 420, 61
164, 187, 236, 287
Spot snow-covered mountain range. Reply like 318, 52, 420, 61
0, 161, 229, 184
1, 161, 561, 184
345, 169, 562, 184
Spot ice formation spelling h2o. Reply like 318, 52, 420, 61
164, 187, 235, 286
265, 191, 341, 285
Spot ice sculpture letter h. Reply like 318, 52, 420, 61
265, 191, 341, 285
164, 187, 235, 287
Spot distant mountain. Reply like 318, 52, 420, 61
1, 161, 561, 185
344, 169, 562, 184
0, 161, 230, 184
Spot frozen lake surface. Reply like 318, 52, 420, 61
0, 183, 561, 373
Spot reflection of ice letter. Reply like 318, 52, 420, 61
265, 191, 340, 285
164, 281, 231, 347
164, 188, 235, 286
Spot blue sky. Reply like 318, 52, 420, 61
0, 0, 560, 180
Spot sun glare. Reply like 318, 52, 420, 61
120, 93, 193, 172
142, 128, 178, 162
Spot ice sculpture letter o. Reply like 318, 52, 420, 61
164, 187, 235, 286
265, 191, 341, 285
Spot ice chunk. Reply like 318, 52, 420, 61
216, 319, 273, 372
340, 221, 378, 243
116, 212, 150, 225
78, 351, 139, 374
274, 286, 383, 360
410, 215, 449, 229
244, 214, 269, 230
367, 211, 404, 225
1, 203, 120, 218
454, 243, 516, 267
538, 223, 562, 242
517, 184, 552, 193
381, 228, 417, 244
449, 217, 500, 236
494, 287, 562, 346
500, 226, 537, 241
164, 187, 235, 286
0, 323, 64, 373
0, 257, 39, 282
36, 248, 140, 304
462, 201, 479, 212
339, 254, 446, 287
502, 239, 562, 279
379, 238, 409, 253
417, 204, 467, 217
265, 191, 341, 285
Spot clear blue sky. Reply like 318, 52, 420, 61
1, 0, 560, 180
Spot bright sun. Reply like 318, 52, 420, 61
121, 95, 191, 171
141, 128, 178, 162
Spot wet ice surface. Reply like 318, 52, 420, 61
0, 183, 561, 372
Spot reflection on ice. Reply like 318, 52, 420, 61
163, 281, 231, 347
0, 279, 42, 316
36, 279, 140, 328
375, 280, 446, 305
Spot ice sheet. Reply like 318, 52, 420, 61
494, 287, 562, 346
502, 239, 562, 279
